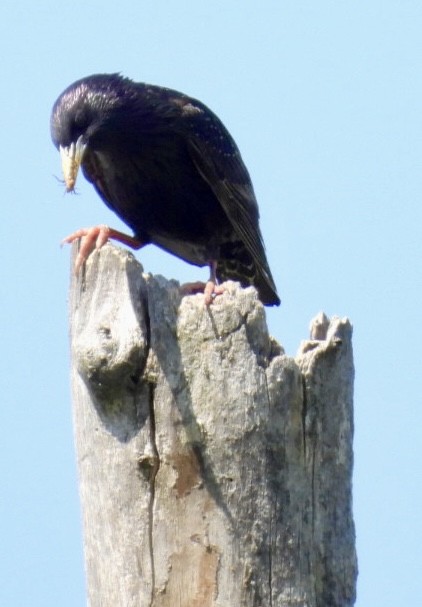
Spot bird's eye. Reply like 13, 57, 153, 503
74, 108, 92, 130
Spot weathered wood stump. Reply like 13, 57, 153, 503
69, 243, 357, 607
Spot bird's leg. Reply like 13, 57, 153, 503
61, 225, 144, 273
180, 260, 225, 305
203, 260, 225, 305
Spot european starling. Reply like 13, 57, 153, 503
51, 73, 280, 306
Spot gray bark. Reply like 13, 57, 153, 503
69, 243, 357, 607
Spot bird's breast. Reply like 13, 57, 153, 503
85, 143, 234, 265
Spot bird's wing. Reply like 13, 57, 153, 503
187, 135, 268, 267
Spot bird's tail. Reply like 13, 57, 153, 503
216, 245, 280, 306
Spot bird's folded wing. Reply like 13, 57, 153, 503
187, 137, 268, 267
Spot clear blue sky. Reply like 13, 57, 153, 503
1, 2, 420, 605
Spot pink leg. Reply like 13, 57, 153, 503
180, 260, 225, 305
61, 225, 144, 273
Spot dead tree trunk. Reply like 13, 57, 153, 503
69, 243, 357, 607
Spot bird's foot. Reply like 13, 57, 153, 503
61, 225, 143, 273
180, 280, 225, 305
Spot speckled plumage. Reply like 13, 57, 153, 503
51, 73, 280, 305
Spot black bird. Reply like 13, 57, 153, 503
51, 73, 280, 306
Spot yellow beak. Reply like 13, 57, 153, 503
59, 135, 87, 192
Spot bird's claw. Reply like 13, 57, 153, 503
61, 225, 111, 273
180, 280, 225, 305
61, 225, 143, 273
203, 281, 225, 305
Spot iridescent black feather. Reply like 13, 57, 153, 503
51, 73, 280, 305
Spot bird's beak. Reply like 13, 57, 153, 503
59, 135, 87, 192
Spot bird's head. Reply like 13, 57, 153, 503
50, 74, 128, 192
